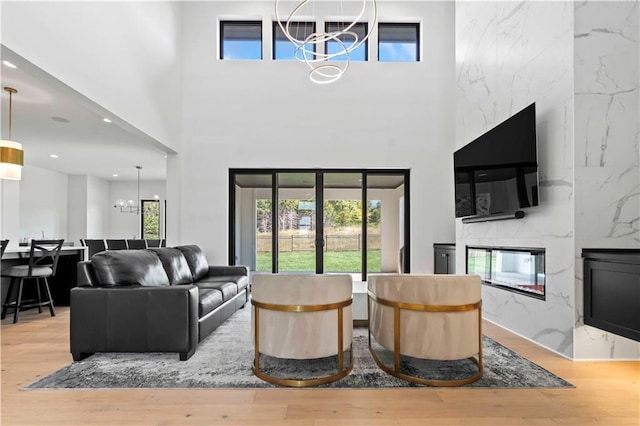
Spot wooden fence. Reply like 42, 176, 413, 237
256, 234, 381, 252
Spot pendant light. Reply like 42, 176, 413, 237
0, 87, 24, 180
275, 0, 377, 84
114, 166, 146, 214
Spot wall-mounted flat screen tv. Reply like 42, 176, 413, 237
454, 103, 539, 219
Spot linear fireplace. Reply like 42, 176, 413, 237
466, 246, 546, 300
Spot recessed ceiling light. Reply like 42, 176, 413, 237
2, 60, 16, 69
112, 174, 119, 177
103, 118, 112, 123
50, 154, 59, 158
51, 116, 70, 123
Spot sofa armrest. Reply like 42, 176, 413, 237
207, 265, 249, 277
70, 285, 199, 361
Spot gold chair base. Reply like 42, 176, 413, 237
367, 292, 483, 386
252, 354, 353, 387
252, 298, 353, 387
368, 339, 482, 386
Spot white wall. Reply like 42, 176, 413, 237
18, 165, 68, 242
0, 179, 20, 247
175, 1, 456, 267
87, 176, 111, 239
456, 1, 576, 358
67, 175, 88, 246
1, 1, 183, 150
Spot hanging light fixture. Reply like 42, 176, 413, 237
275, 0, 377, 84
114, 166, 148, 214
0, 87, 24, 180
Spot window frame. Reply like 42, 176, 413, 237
324, 21, 369, 61
272, 21, 316, 60
220, 20, 263, 60
377, 22, 420, 62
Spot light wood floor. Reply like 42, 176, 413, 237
2, 308, 638, 426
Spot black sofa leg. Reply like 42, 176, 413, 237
72, 352, 93, 361
180, 347, 196, 361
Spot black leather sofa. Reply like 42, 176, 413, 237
70, 245, 249, 361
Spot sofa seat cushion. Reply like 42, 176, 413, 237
198, 274, 247, 289
148, 248, 193, 285
175, 245, 209, 281
90, 250, 170, 287
198, 288, 223, 317
196, 281, 238, 302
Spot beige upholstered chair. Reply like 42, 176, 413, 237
251, 274, 353, 387
368, 274, 483, 386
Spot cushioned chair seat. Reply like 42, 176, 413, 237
2, 265, 53, 277
196, 281, 237, 302
198, 288, 223, 317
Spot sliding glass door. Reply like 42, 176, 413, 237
229, 169, 409, 280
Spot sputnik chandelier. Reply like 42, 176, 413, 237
275, 0, 377, 84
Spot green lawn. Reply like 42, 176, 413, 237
256, 250, 381, 272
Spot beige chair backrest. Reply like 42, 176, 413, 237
368, 274, 481, 360
252, 274, 353, 359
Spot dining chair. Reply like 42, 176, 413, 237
82, 239, 107, 258
105, 239, 128, 250
126, 239, 147, 249
1, 239, 64, 323
145, 239, 161, 248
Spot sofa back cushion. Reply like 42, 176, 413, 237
91, 250, 170, 287
148, 248, 193, 285
175, 245, 208, 281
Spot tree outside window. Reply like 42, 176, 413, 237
142, 200, 160, 239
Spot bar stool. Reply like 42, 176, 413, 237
1, 239, 64, 323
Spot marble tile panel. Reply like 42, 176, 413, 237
498, 34, 574, 120
574, 92, 639, 168
575, 166, 640, 243
496, 1, 573, 81
537, 100, 574, 181
574, 324, 640, 359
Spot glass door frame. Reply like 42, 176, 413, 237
229, 168, 410, 280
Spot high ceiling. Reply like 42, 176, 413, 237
0, 46, 170, 181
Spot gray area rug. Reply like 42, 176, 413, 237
26, 307, 573, 389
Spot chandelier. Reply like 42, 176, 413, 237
114, 166, 156, 214
275, 0, 377, 84
0, 87, 24, 180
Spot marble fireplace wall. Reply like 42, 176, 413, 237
456, 0, 639, 360
573, 1, 640, 360
455, 1, 576, 358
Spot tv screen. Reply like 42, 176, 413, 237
454, 103, 539, 219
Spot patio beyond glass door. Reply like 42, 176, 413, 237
277, 172, 317, 273
229, 169, 410, 280
323, 172, 363, 279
